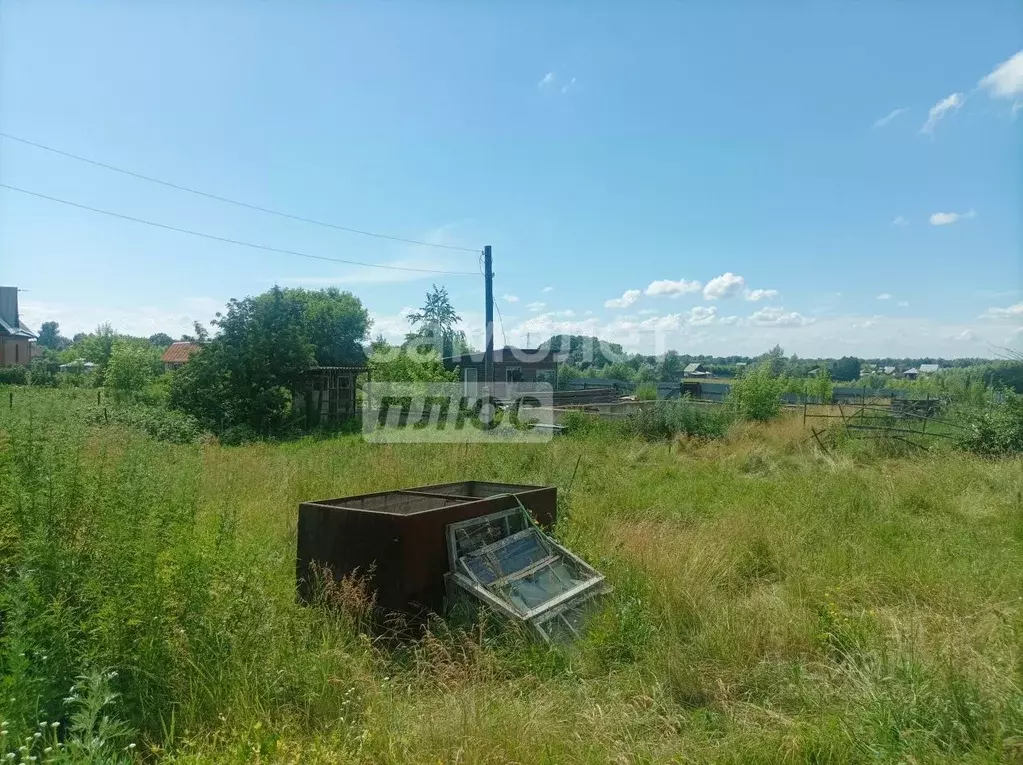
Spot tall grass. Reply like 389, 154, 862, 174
1, 387, 1021, 763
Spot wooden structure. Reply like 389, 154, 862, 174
0, 286, 36, 367
297, 481, 558, 612
443, 346, 559, 392
161, 341, 201, 371
294, 365, 367, 427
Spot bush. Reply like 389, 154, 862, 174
634, 382, 658, 401
955, 391, 1023, 456
105, 341, 157, 402
86, 403, 206, 444
0, 366, 28, 386
728, 363, 784, 422
628, 400, 732, 441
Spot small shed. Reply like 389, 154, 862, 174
918, 364, 940, 375
903, 367, 919, 380
161, 341, 201, 371
683, 362, 711, 378
295, 365, 367, 427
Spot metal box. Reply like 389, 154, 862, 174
297, 481, 557, 612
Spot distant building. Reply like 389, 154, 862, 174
903, 367, 919, 380
683, 362, 711, 378
442, 346, 559, 393
161, 341, 202, 371
883, 366, 896, 375
0, 286, 37, 367
918, 363, 940, 374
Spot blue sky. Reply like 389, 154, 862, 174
1, 2, 1021, 357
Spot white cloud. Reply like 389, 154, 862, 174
929, 210, 974, 226
499, 308, 1015, 358
19, 297, 224, 339
501, 294, 519, 303
744, 288, 779, 302
526, 301, 546, 312
368, 307, 416, 343
748, 306, 813, 327
978, 50, 1023, 99
981, 302, 1023, 320
876, 293, 892, 300
703, 272, 746, 300
561, 77, 576, 94
538, 72, 555, 88
891, 215, 908, 227
897, 301, 910, 308
874, 107, 908, 128
645, 278, 703, 297
920, 92, 964, 134
604, 289, 642, 309
686, 306, 718, 326
956, 329, 977, 342
541, 286, 554, 293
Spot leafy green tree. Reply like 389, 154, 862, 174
811, 367, 833, 403
405, 284, 468, 358
831, 356, 862, 382
604, 361, 636, 382
761, 345, 786, 377
148, 332, 174, 347
539, 335, 626, 368
105, 340, 157, 401
272, 287, 369, 365
728, 363, 784, 421
658, 350, 685, 381
635, 363, 659, 384
169, 286, 369, 435
36, 321, 69, 350
77, 323, 117, 367
368, 343, 457, 382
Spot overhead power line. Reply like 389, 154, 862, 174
0, 132, 480, 253
0, 183, 479, 276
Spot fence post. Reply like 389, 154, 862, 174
97, 389, 101, 405
8, 390, 12, 409
803, 397, 807, 427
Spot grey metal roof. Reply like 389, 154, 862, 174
0, 315, 37, 339
919, 364, 940, 373
683, 362, 703, 373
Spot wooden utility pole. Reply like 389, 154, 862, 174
484, 245, 494, 387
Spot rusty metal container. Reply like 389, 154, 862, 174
297, 481, 557, 612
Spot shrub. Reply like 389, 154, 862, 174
86, 403, 206, 444
728, 363, 784, 422
0, 366, 28, 386
105, 341, 157, 402
628, 400, 731, 441
955, 391, 1023, 456
634, 382, 658, 401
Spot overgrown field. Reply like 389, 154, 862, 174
1, 388, 1022, 764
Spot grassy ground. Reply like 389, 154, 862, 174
1, 387, 1022, 764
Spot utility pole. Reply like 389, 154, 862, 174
484, 245, 494, 388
